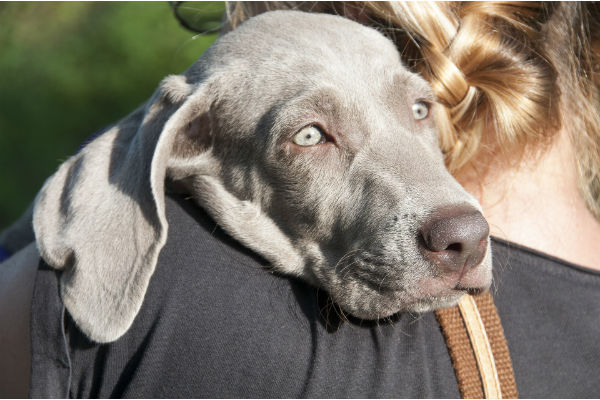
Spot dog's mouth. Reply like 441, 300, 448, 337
454, 283, 486, 295
321, 250, 493, 320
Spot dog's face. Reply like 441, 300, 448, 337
34, 10, 492, 342
169, 11, 492, 319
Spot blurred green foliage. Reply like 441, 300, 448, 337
0, 1, 223, 227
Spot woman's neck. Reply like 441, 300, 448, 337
457, 131, 600, 271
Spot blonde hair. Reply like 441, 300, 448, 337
225, 2, 600, 218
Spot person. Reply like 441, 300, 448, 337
1, 1, 599, 397
228, 3, 600, 396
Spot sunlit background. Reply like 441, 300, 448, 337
0, 2, 224, 227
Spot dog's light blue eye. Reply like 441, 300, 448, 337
293, 125, 325, 146
412, 101, 429, 120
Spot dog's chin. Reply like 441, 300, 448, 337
335, 286, 492, 321
403, 289, 483, 313
333, 290, 469, 321
328, 268, 492, 320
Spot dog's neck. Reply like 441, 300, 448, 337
458, 129, 600, 271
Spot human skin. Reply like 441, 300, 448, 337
457, 127, 600, 271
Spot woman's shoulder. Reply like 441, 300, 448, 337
491, 236, 600, 397
30, 193, 459, 398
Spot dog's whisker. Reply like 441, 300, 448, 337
339, 259, 363, 281
334, 303, 350, 325
377, 270, 392, 292
332, 248, 364, 274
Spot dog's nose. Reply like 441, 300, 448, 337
419, 206, 489, 273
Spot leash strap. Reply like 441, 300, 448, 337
435, 292, 518, 399
458, 294, 501, 398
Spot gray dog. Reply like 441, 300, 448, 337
24, 10, 492, 343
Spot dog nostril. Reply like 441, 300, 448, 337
445, 242, 463, 253
419, 206, 489, 272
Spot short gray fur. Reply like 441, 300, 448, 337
30, 11, 491, 343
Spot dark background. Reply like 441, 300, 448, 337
0, 2, 223, 228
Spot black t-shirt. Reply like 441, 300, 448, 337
29, 194, 600, 398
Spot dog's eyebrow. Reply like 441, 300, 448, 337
394, 73, 435, 103
282, 88, 343, 118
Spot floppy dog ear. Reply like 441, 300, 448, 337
33, 75, 210, 343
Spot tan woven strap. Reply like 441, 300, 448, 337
473, 292, 518, 398
435, 292, 518, 399
458, 294, 501, 398
436, 298, 484, 398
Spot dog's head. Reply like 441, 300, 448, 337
34, 11, 491, 342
